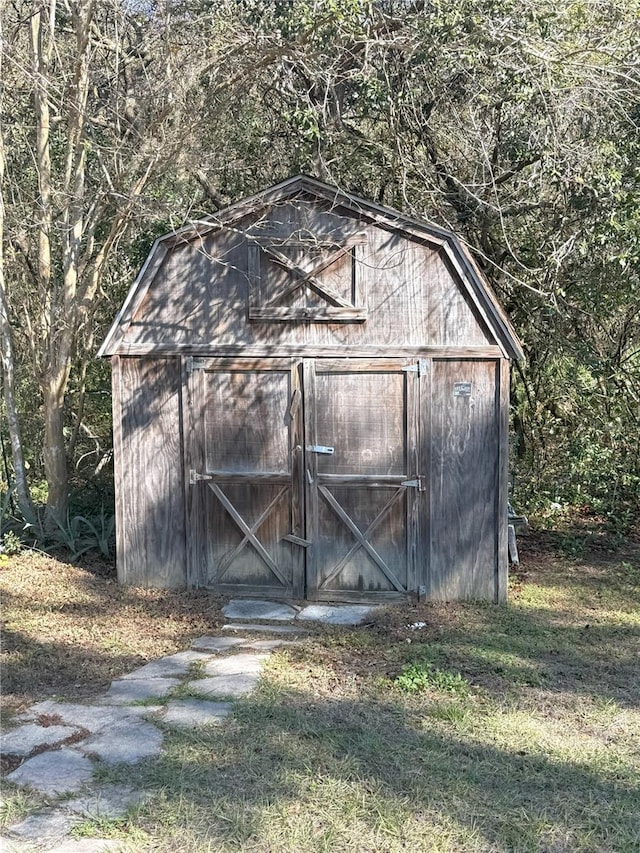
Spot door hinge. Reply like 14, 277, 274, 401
190, 469, 213, 484
186, 356, 208, 374
402, 359, 428, 377
401, 476, 426, 491
306, 444, 335, 455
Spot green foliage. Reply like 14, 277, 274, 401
2, 0, 639, 529
395, 661, 470, 696
620, 561, 640, 584
26, 508, 115, 560
1, 530, 23, 556
0, 489, 15, 535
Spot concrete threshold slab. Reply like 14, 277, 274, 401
222, 623, 307, 634
297, 603, 378, 625
222, 599, 299, 621
222, 599, 379, 628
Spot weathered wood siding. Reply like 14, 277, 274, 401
428, 359, 501, 600
105, 183, 517, 601
120, 201, 494, 351
113, 356, 186, 587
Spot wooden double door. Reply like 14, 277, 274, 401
185, 358, 423, 601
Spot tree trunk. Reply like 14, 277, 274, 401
42, 379, 69, 524
0, 7, 34, 522
0, 301, 34, 522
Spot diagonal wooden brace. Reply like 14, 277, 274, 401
318, 486, 406, 593
208, 483, 289, 586
259, 242, 355, 309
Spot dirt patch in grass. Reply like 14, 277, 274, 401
0, 550, 224, 718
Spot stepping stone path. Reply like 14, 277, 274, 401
1, 599, 377, 852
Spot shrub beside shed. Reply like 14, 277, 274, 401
100, 176, 523, 602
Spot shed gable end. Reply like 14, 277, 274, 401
100, 179, 522, 359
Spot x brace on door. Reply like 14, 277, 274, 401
207, 482, 290, 587
318, 486, 407, 593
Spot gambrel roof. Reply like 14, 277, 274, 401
99, 175, 524, 360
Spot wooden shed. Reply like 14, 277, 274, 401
99, 176, 523, 603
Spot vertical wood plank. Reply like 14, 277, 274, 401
118, 357, 186, 587
429, 359, 499, 600
183, 358, 200, 587
303, 359, 318, 598
421, 358, 432, 598
111, 356, 126, 584
247, 242, 261, 314
405, 363, 420, 595
290, 358, 305, 598
352, 243, 363, 310
496, 358, 510, 603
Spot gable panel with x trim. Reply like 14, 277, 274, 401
247, 233, 368, 322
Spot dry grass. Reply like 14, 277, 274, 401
1, 533, 639, 852
0, 550, 224, 718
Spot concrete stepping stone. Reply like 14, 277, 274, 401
5, 809, 81, 844
191, 636, 245, 652
0, 837, 36, 852
77, 720, 163, 765
222, 622, 306, 634
48, 841, 124, 853
188, 673, 259, 699
223, 599, 299, 621
120, 650, 212, 680
297, 603, 377, 625
240, 639, 298, 650
102, 677, 178, 705
161, 699, 232, 728
23, 701, 158, 732
65, 784, 151, 820
203, 653, 269, 677
1, 723, 79, 757
7, 749, 94, 796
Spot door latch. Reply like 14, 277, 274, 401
306, 444, 334, 455
283, 534, 312, 547
189, 470, 213, 484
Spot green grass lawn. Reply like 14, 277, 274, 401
2, 533, 639, 852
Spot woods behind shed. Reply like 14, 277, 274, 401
100, 176, 523, 603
